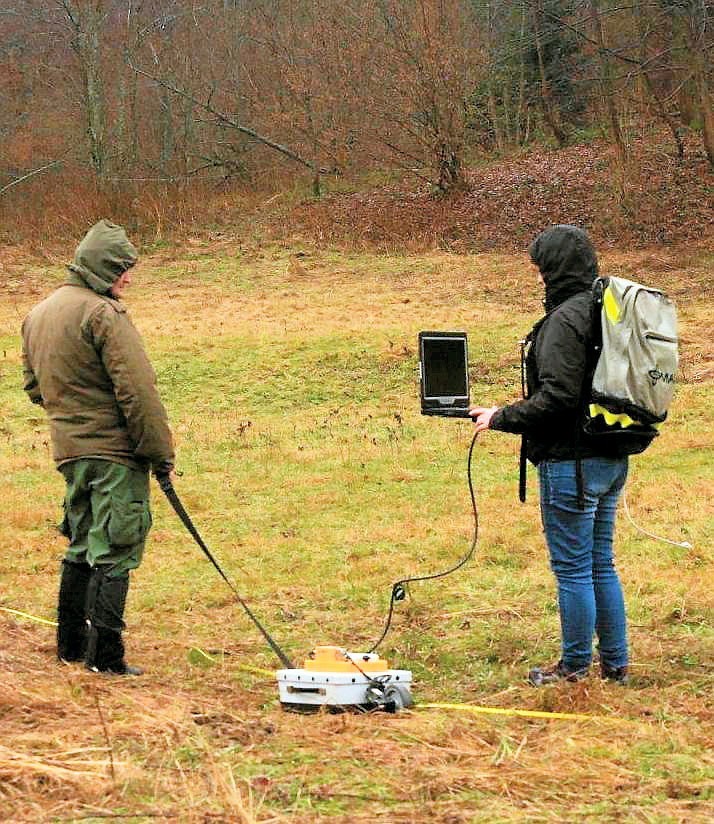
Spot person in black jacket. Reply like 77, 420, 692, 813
470, 225, 629, 685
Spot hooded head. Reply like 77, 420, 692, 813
529, 225, 598, 312
67, 219, 138, 296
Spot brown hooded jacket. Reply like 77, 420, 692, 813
21, 220, 175, 473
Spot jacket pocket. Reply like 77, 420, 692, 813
107, 500, 152, 547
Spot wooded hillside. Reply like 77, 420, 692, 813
1, 1, 713, 244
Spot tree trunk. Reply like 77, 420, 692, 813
502, 81, 512, 145
693, 56, 714, 167
159, 86, 174, 176
532, 2, 568, 147
115, 67, 139, 171
636, 0, 684, 160
588, 0, 627, 162
678, 81, 698, 126
515, 0, 527, 145
686, 6, 714, 167
485, 1, 503, 150
73, 1, 107, 178
183, 99, 196, 178
487, 85, 503, 151
643, 72, 685, 160
436, 143, 461, 193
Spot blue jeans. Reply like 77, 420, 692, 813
538, 457, 629, 672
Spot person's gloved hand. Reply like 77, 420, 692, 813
154, 464, 177, 491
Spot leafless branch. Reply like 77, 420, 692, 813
0, 159, 64, 197
128, 58, 330, 174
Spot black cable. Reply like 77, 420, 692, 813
156, 473, 295, 670
158, 429, 479, 667
367, 430, 480, 654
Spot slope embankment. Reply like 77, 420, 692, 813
284, 137, 714, 252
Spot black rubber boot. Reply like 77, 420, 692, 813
57, 560, 91, 662
85, 568, 143, 676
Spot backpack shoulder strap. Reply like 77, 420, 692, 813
517, 319, 544, 504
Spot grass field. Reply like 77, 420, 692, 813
1, 241, 713, 822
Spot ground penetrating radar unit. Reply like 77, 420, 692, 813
276, 646, 413, 712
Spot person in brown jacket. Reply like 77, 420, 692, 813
22, 220, 175, 675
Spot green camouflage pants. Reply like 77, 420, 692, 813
59, 459, 152, 577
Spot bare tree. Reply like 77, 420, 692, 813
683, 0, 714, 166
635, 0, 685, 160
587, 0, 627, 161
58, 0, 110, 177
530, 0, 570, 147
335, 0, 481, 193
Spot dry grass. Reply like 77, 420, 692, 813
0, 242, 712, 822
2, 619, 712, 822
3, 132, 711, 257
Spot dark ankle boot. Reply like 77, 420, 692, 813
527, 660, 590, 686
57, 560, 91, 662
85, 568, 143, 676
601, 663, 629, 684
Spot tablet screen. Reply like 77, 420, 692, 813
420, 334, 468, 400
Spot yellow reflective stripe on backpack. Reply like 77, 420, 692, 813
589, 403, 663, 431
589, 403, 636, 428
603, 285, 622, 324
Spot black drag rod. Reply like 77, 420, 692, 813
156, 473, 294, 669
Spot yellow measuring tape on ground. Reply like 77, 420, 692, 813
417, 701, 630, 724
0, 606, 58, 627
1, 608, 634, 725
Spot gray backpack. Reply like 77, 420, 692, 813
584, 275, 678, 451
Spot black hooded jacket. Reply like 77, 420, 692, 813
489, 225, 602, 465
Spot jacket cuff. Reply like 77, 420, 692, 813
490, 408, 507, 431
152, 459, 175, 477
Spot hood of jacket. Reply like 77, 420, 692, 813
529, 225, 598, 312
66, 220, 138, 295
